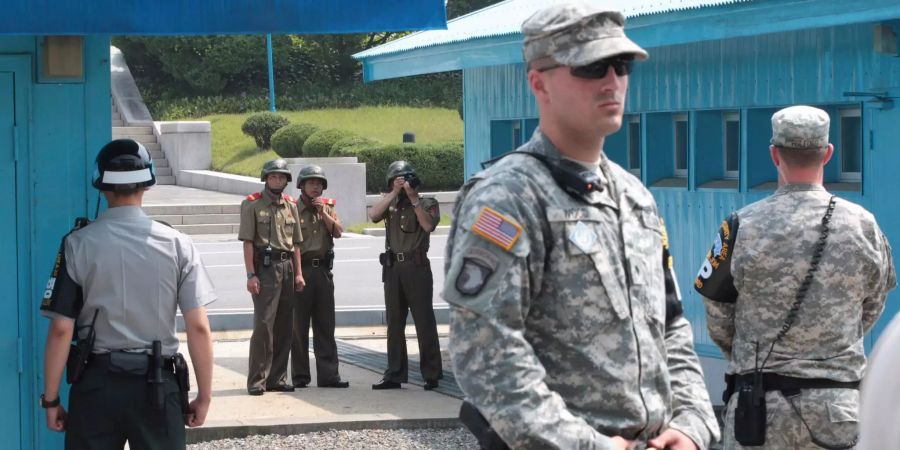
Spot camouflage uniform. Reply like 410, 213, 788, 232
444, 130, 719, 448
696, 106, 896, 449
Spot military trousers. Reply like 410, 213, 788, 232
247, 258, 295, 390
723, 387, 860, 450
291, 263, 341, 386
65, 358, 184, 450
382, 258, 443, 383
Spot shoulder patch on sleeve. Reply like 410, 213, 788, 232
246, 192, 262, 201
470, 207, 523, 251
282, 193, 295, 203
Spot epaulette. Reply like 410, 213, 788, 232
321, 197, 337, 206
283, 193, 295, 203
246, 192, 262, 201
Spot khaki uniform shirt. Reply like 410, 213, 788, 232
699, 184, 896, 380
238, 189, 302, 252
297, 200, 336, 259
442, 130, 718, 449
385, 196, 439, 253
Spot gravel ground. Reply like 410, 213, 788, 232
188, 428, 478, 450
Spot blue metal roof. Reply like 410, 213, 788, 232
354, 0, 751, 59
1, 0, 447, 35
355, 0, 900, 82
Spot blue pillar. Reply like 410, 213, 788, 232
266, 34, 276, 112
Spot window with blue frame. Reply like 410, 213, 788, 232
674, 114, 689, 178
490, 118, 539, 159
839, 108, 861, 182
627, 115, 641, 176
724, 112, 740, 180
645, 112, 688, 188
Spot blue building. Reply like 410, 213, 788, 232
1, 2, 445, 447
356, 0, 900, 398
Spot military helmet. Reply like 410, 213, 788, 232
92, 139, 156, 192
296, 165, 328, 190
260, 158, 292, 182
385, 160, 417, 187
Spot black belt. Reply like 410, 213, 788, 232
257, 248, 292, 261
301, 257, 325, 267
90, 352, 176, 372
724, 373, 859, 401
392, 250, 427, 263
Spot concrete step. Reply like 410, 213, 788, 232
113, 134, 158, 145
156, 175, 175, 185
156, 167, 172, 176
112, 119, 124, 127
143, 142, 161, 151
173, 223, 240, 235
143, 204, 241, 216
153, 158, 169, 168
150, 149, 164, 159
112, 126, 152, 135
149, 213, 240, 226
112, 112, 121, 120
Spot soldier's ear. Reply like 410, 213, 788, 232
528, 69, 550, 103
822, 143, 834, 166
769, 145, 781, 168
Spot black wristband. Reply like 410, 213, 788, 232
40, 394, 60, 408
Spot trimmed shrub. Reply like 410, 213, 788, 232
329, 136, 380, 156
271, 123, 320, 158
302, 128, 357, 157
349, 142, 464, 193
241, 112, 290, 150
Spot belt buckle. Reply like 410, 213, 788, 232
396, 252, 405, 262
280, 252, 291, 261
311, 259, 320, 268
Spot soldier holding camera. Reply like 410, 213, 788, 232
239, 158, 305, 396
368, 161, 443, 390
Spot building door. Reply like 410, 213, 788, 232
867, 98, 900, 343
0, 70, 22, 444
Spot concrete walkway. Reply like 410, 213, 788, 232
143, 184, 246, 207
184, 325, 462, 443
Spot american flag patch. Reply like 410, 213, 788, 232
471, 207, 523, 251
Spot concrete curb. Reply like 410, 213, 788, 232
179, 306, 450, 332
187, 416, 462, 444
363, 225, 450, 237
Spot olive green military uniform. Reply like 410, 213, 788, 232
290, 200, 342, 386
239, 189, 303, 391
382, 195, 443, 383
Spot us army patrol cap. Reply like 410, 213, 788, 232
522, 1, 648, 66
771, 105, 830, 149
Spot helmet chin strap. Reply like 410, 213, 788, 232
268, 187, 284, 195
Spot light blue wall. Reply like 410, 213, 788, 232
463, 22, 900, 357
0, 35, 110, 449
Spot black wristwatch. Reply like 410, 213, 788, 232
247, 272, 257, 280
40, 394, 60, 408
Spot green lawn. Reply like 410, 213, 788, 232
204, 107, 462, 178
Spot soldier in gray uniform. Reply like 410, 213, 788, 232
695, 105, 895, 449
40, 139, 216, 449
443, 3, 719, 449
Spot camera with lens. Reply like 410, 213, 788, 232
263, 245, 272, 267
400, 174, 421, 190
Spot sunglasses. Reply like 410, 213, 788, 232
537, 56, 634, 78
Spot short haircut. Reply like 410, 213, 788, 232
775, 146, 827, 168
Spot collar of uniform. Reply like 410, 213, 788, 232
775, 183, 826, 195
262, 189, 286, 206
529, 129, 612, 194
98, 205, 147, 221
